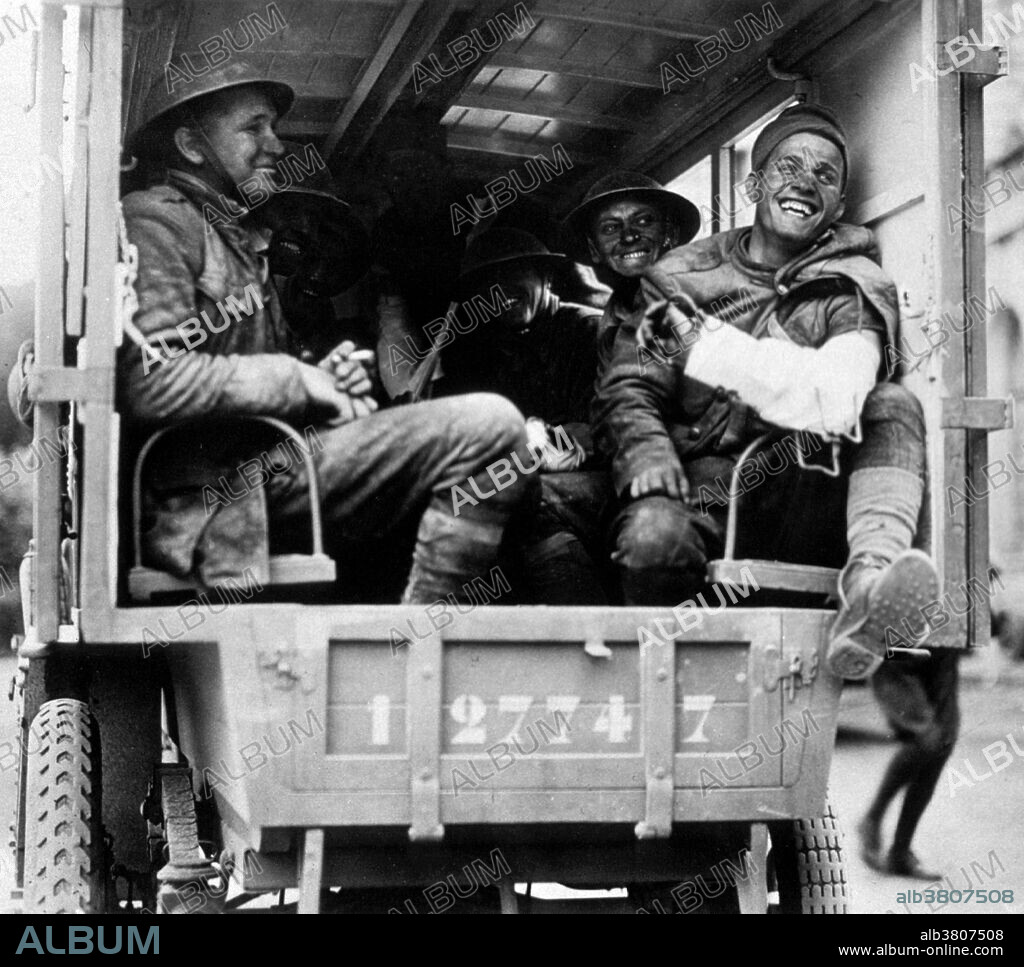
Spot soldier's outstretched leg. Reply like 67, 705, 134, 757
827, 383, 940, 680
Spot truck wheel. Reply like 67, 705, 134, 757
23, 699, 107, 914
769, 802, 848, 914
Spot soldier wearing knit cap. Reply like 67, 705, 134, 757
596, 101, 942, 682
749, 104, 958, 884
741, 103, 852, 268
749, 103, 850, 188
592, 110, 956, 880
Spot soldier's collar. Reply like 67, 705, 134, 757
732, 226, 836, 288
167, 169, 251, 222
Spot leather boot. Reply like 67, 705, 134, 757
827, 466, 937, 680
827, 549, 939, 679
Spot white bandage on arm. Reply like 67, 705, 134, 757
687, 324, 883, 437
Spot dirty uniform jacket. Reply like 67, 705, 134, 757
595, 277, 641, 370
439, 299, 602, 458
594, 224, 899, 498
119, 170, 321, 582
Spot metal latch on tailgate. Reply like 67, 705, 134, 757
764, 648, 818, 701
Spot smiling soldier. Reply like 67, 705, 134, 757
563, 171, 701, 357
595, 104, 940, 680
120, 61, 532, 602
521, 172, 702, 603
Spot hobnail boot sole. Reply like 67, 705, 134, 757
862, 549, 941, 645
827, 550, 940, 680
827, 628, 883, 680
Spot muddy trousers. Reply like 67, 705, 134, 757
267, 393, 534, 604
610, 382, 929, 606
512, 470, 617, 604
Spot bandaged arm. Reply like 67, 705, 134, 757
687, 325, 882, 438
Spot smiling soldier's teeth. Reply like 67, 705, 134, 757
780, 200, 814, 216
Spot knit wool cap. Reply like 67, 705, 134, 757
750, 104, 849, 186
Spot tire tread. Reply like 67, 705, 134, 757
792, 804, 849, 914
23, 699, 104, 914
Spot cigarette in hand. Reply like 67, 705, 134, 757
319, 346, 375, 370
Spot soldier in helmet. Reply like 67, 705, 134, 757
120, 61, 533, 603
262, 142, 374, 367
443, 229, 598, 443
438, 229, 611, 602
562, 171, 701, 357
539, 174, 701, 603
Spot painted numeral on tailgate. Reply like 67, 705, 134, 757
681, 694, 716, 744
544, 695, 580, 744
594, 695, 632, 744
451, 694, 487, 744
498, 694, 533, 743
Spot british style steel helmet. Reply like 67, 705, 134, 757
266, 141, 371, 290
269, 141, 360, 224
561, 170, 701, 261
127, 59, 295, 153
458, 228, 565, 285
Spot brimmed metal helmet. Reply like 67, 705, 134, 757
267, 141, 357, 223
266, 141, 371, 289
562, 171, 701, 261
127, 59, 294, 154
458, 228, 565, 286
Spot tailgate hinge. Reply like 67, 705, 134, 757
941, 396, 1014, 431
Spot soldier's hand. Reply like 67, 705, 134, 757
636, 300, 696, 354
319, 340, 375, 397
300, 365, 365, 425
629, 465, 690, 502
350, 395, 379, 420
325, 391, 378, 425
